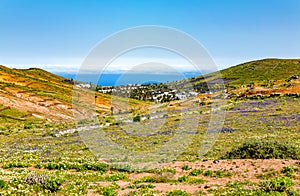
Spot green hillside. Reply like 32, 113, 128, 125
218, 58, 300, 86
180, 59, 300, 90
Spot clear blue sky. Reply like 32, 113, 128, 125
0, 0, 299, 72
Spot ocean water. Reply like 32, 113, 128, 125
55, 72, 202, 86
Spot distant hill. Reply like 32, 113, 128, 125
0, 65, 91, 124
0, 65, 149, 127
175, 58, 300, 93
217, 58, 300, 86
1, 59, 299, 127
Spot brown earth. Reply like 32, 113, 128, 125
85, 159, 300, 195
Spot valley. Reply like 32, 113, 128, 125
0, 58, 299, 195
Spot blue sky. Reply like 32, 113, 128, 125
0, 0, 299, 73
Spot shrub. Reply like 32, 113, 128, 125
158, 168, 176, 174
3, 161, 29, 169
189, 169, 203, 176
97, 183, 119, 196
105, 172, 128, 181
204, 170, 213, 177
48, 131, 56, 137
24, 124, 33, 129
260, 177, 293, 192
43, 175, 65, 192
127, 183, 156, 189
166, 190, 191, 196
34, 164, 43, 169
187, 177, 206, 184
178, 175, 188, 182
216, 170, 224, 178
134, 175, 172, 184
24, 173, 48, 185
24, 173, 65, 192
133, 115, 141, 122
97, 186, 117, 196
221, 140, 300, 159
0, 180, 6, 189
94, 162, 109, 173
134, 176, 155, 184
181, 165, 191, 171
282, 166, 295, 177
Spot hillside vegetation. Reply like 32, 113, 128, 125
0, 65, 149, 129
178, 58, 300, 90
0, 59, 299, 195
219, 58, 300, 86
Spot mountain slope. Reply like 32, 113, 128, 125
0, 65, 88, 123
218, 58, 300, 86
1, 58, 299, 127
176, 58, 300, 95
0, 65, 151, 127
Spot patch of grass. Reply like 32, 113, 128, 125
133, 115, 141, 122
204, 170, 213, 177
24, 173, 65, 192
166, 190, 191, 196
256, 168, 279, 179
282, 166, 295, 178
134, 175, 173, 184
97, 185, 118, 196
181, 164, 191, 171
0, 180, 6, 189
105, 172, 128, 181
260, 177, 293, 192
127, 183, 155, 189
189, 169, 203, 176
177, 175, 188, 182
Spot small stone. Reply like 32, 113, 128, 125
213, 159, 219, 164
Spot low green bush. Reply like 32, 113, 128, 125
221, 140, 300, 159
3, 161, 30, 169
24, 173, 65, 192
189, 169, 203, 176
282, 166, 295, 178
260, 177, 293, 192
181, 165, 191, 171
0, 180, 6, 189
97, 182, 119, 196
177, 175, 187, 182
166, 190, 191, 196
134, 175, 172, 184
41, 161, 108, 173
204, 170, 213, 177
133, 115, 141, 122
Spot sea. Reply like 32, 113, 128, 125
55, 72, 203, 86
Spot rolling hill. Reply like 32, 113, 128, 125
0, 58, 299, 128
176, 58, 300, 96
0, 65, 149, 129
0, 59, 299, 195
